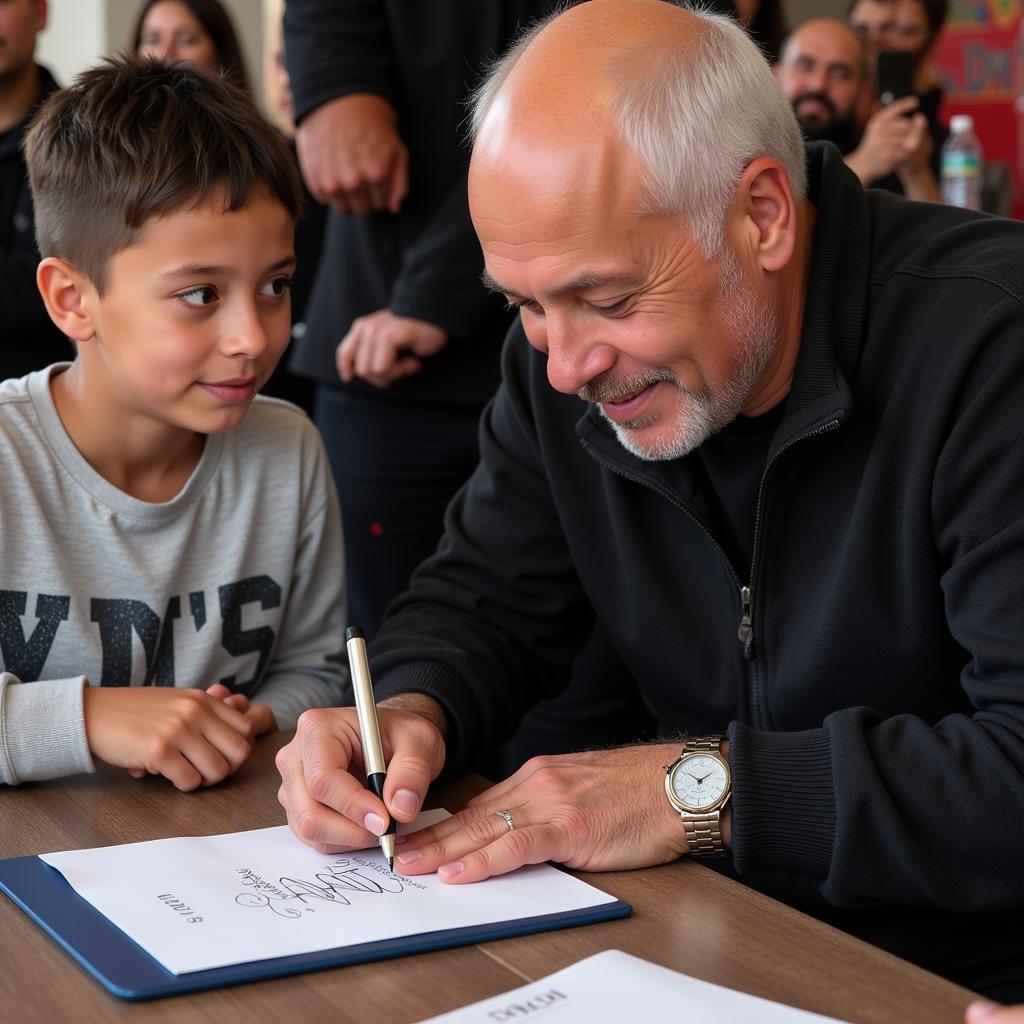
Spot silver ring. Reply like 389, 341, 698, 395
495, 808, 516, 832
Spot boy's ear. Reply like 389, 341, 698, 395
36, 257, 97, 342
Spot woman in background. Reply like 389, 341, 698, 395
133, 0, 250, 92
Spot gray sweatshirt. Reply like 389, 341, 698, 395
0, 366, 348, 784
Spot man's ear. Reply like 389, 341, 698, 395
735, 157, 797, 274
36, 258, 97, 342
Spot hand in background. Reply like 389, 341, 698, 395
394, 742, 701, 885
296, 92, 409, 216
84, 686, 255, 791
845, 96, 923, 185
276, 695, 446, 854
336, 310, 448, 388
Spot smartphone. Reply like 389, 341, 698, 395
875, 51, 916, 106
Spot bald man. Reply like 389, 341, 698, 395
776, 19, 940, 201
278, 0, 1024, 1000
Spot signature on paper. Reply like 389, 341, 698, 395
234, 857, 424, 918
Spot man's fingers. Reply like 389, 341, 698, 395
396, 807, 515, 873
438, 824, 559, 884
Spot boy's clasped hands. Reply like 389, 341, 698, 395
82, 683, 277, 791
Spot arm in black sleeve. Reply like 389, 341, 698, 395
282, 0, 395, 124
730, 292, 1024, 912
370, 324, 595, 775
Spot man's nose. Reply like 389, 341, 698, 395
526, 314, 615, 396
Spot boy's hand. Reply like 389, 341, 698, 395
205, 683, 277, 736
84, 687, 255, 791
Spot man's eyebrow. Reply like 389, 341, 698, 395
480, 269, 638, 298
156, 255, 296, 282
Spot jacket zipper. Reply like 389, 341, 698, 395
742, 417, 841, 726
582, 415, 841, 729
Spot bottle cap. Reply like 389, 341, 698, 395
950, 114, 974, 134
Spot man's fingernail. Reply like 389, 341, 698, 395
397, 849, 421, 866
439, 861, 464, 879
363, 812, 387, 836
392, 789, 418, 817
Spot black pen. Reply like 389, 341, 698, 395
345, 626, 396, 870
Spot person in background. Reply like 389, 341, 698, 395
848, 0, 948, 186
0, 0, 70, 380
259, 0, 320, 415
775, 18, 940, 201
735, 0, 788, 62
282, 0, 557, 639
133, 0, 249, 91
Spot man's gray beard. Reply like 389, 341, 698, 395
581, 247, 780, 462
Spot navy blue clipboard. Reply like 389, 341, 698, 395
0, 854, 631, 1001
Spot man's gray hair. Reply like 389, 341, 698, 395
469, 3, 807, 258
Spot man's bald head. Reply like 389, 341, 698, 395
469, 0, 805, 258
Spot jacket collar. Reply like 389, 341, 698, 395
577, 141, 870, 472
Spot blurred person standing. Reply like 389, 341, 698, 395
283, 0, 557, 638
0, 0, 69, 380
848, 0, 948, 188
133, 0, 249, 91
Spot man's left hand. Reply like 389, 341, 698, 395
394, 743, 714, 883
336, 310, 448, 388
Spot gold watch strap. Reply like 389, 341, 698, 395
681, 737, 726, 857
682, 812, 725, 856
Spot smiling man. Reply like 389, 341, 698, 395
278, 0, 1024, 1000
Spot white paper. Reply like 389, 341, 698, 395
416, 949, 852, 1023
39, 810, 617, 976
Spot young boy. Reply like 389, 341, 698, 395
0, 56, 347, 790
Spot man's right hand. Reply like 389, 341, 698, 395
276, 695, 447, 854
295, 93, 409, 217
83, 687, 255, 791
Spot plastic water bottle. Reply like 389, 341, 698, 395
941, 114, 984, 211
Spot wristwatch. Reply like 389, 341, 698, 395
664, 736, 731, 856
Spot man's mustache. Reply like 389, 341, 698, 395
792, 90, 838, 121
578, 368, 678, 404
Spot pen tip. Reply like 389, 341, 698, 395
387, 857, 394, 872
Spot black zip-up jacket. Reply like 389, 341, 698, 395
0, 65, 69, 380
282, 0, 554, 405
371, 143, 1024, 997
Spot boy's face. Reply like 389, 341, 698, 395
81, 191, 294, 437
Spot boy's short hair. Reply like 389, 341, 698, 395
24, 55, 303, 292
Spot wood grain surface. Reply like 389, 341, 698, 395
0, 731, 977, 1023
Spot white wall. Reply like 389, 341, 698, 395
36, 0, 105, 84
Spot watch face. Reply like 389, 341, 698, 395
671, 755, 729, 810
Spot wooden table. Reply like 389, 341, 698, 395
0, 733, 976, 1023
